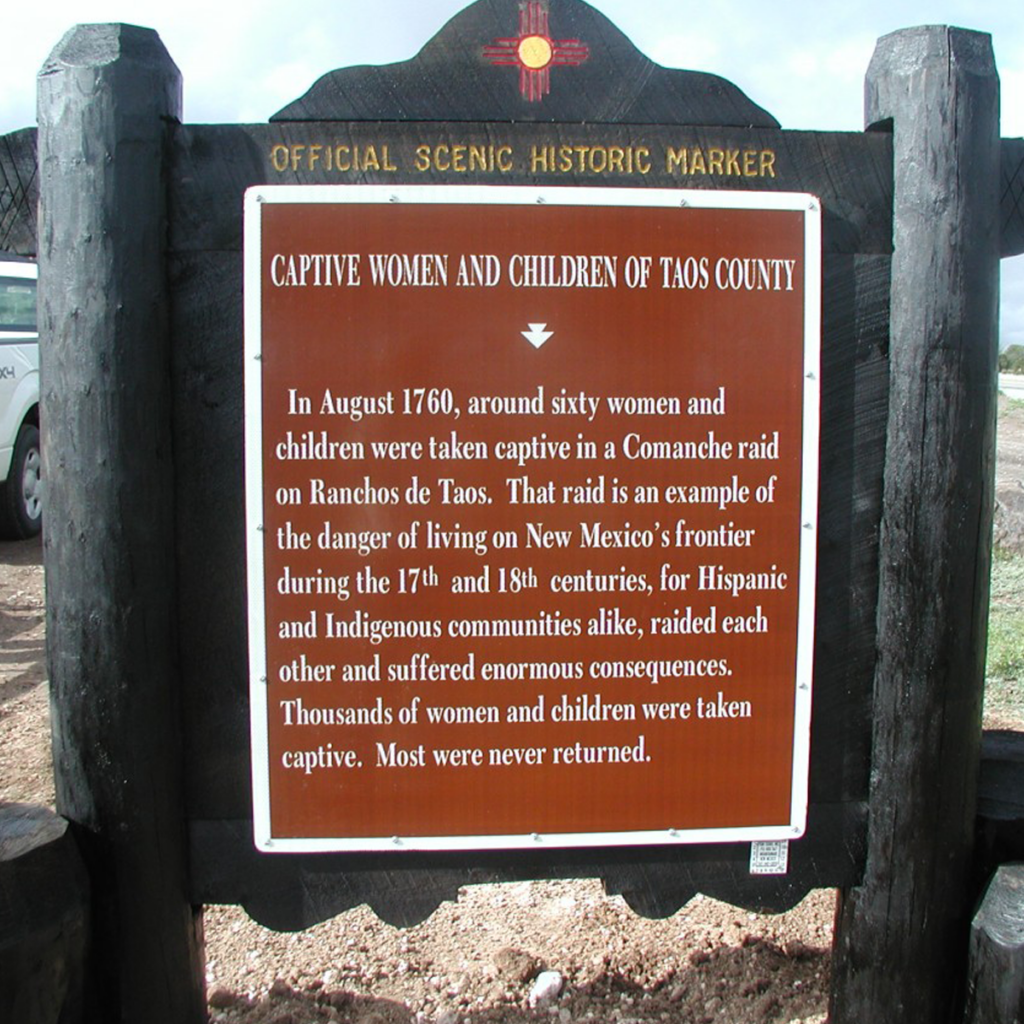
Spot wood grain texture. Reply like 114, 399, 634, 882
976, 731, 1024, 888
8, 126, 1023, 259
168, 121, 893, 255
1002, 138, 1024, 257
0, 806, 90, 1024
271, 0, 778, 127
830, 27, 1001, 1024
37, 24, 205, 1023
8, 122, 1021, 259
13, 128, 1019, 262
978, 731, 1024, 822
964, 865, 1024, 1024
188, 803, 866, 929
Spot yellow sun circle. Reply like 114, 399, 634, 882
517, 35, 553, 70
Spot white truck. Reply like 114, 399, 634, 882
0, 253, 40, 538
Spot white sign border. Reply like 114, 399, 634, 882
244, 184, 821, 854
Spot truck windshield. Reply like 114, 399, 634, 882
0, 276, 37, 332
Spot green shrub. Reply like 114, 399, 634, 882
999, 344, 1024, 374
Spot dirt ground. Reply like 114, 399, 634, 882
2, 392, 1023, 1024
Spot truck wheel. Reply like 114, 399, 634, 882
0, 423, 42, 539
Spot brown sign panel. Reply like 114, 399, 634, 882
245, 186, 820, 852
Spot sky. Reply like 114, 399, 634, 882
2, 0, 1022, 348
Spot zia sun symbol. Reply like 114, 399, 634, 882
484, 1, 590, 103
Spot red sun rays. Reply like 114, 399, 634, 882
484, 1, 590, 102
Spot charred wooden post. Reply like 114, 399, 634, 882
830, 26, 1000, 1024
37, 25, 205, 1022
0, 805, 90, 1024
965, 865, 1024, 1024
977, 731, 1024, 876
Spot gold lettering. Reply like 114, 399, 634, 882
274, 138, 771, 179
270, 145, 289, 173
666, 145, 776, 178
525, 143, 653, 175
269, 142, 400, 174
433, 145, 452, 171
414, 143, 515, 174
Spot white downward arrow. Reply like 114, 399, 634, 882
522, 323, 554, 349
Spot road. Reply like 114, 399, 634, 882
1001, 374, 1024, 401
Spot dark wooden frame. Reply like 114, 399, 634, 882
171, 118, 891, 928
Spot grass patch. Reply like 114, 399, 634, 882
985, 549, 1024, 726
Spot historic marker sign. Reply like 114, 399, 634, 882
245, 185, 820, 852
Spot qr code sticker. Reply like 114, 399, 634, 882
749, 840, 789, 875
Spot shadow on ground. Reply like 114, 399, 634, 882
0, 535, 46, 708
